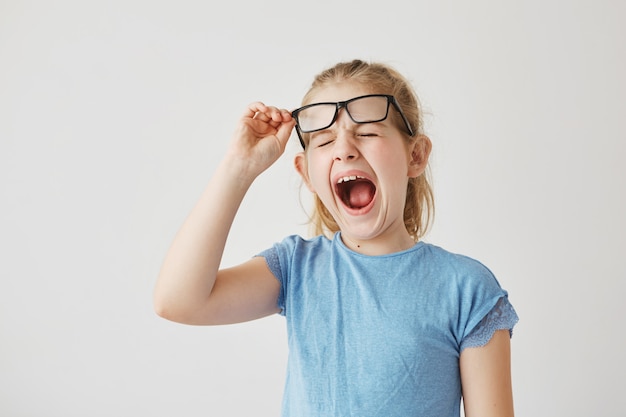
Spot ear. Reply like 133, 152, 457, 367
407, 135, 432, 178
294, 152, 315, 192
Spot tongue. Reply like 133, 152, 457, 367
348, 181, 375, 208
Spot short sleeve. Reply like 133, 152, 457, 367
460, 296, 519, 351
256, 246, 286, 316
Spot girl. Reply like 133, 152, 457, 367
154, 59, 519, 417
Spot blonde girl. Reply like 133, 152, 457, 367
155, 59, 518, 417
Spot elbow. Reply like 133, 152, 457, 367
152, 277, 186, 322
153, 289, 185, 323
153, 293, 174, 321
153, 298, 189, 323
153, 291, 212, 325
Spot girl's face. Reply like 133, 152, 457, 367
294, 82, 430, 254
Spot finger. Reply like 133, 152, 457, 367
265, 106, 287, 122
242, 102, 269, 119
267, 108, 294, 129
251, 107, 282, 125
275, 118, 296, 148
259, 108, 290, 129
255, 112, 272, 123
278, 109, 294, 122
243, 103, 293, 120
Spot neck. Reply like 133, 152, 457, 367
340, 232, 416, 256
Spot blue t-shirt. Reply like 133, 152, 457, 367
258, 233, 518, 417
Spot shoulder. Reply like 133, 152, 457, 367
256, 234, 333, 276
261, 234, 332, 257
420, 243, 496, 278
418, 243, 507, 303
420, 243, 516, 341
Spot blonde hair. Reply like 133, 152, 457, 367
300, 59, 434, 241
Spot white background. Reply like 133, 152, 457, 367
1, 1, 624, 416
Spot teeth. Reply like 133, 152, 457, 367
337, 175, 364, 184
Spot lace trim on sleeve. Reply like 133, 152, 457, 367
255, 247, 285, 316
460, 296, 519, 351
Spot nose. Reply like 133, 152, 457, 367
332, 111, 359, 161
333, 132, 359, 161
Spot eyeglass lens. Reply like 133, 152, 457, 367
297, 95, 390, 133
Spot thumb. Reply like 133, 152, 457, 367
275, 119, 296, 149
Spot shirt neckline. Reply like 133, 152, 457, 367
333, 232, 427, 258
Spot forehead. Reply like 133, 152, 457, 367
307, 81, 377, 104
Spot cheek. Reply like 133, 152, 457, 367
309, 175, 332, 197
377, 147, 410, 173
376, 151, 412, 193
305, 156, 332, 194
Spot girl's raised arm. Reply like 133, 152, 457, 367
153, 103, 295, 325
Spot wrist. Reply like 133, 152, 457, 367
217, 152, 259, 190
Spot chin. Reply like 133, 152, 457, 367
339, 222, 386, 242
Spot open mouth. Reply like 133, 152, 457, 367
335, 175, 376, 210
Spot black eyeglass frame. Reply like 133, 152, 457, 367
291, 94, 415, 149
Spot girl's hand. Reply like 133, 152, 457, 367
227, 102, 296, 180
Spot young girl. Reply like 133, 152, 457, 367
154, 59, 519, 417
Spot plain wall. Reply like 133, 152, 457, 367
1, 0, 624, 416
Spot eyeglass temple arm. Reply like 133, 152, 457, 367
391, 97, 415, 137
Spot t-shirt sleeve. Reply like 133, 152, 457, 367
256, 236, 303, 316
451, 253, 519, 352
460, 295, 519, 351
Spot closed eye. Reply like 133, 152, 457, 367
355, 122, 385, 137
310, 132, 335, 147
317, 139, 334, 147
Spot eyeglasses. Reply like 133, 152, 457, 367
291, 94, 415, 148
